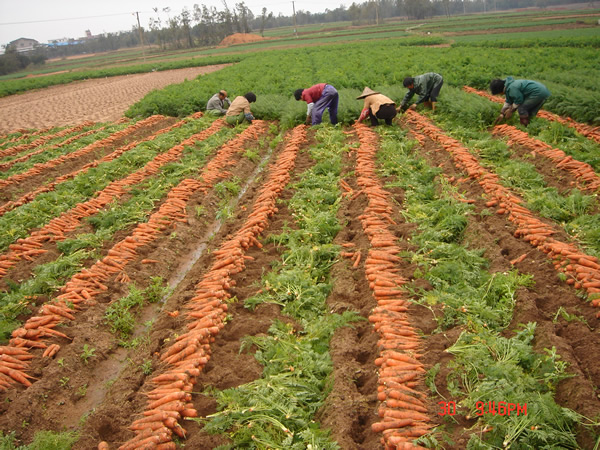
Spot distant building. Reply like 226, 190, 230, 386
8, 38, 39, 53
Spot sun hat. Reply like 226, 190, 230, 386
357, 87, 379, 99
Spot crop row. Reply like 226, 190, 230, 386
0, 115, 212, 252
1, 112, 598, 449
462, 86, 600, 144
117, 123, 301, 449
0, 121, 268, 393
0, 121, 99, 156
353, 123, 431, 449
0, 123, 102, 170
404, 110, 600, 309
374, 124, 585, 448
0, 117, 221, 287
0, 116, 164, 190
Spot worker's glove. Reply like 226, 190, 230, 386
519, 116, 530, 127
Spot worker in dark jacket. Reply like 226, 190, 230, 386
399, 72, 443, 112
206, 90, 231, 115
294, 83, 338, 125
490, 77, 551, 127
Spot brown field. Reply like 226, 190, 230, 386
0, 65, 230, 133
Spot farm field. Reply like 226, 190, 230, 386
1, 8, 600, 450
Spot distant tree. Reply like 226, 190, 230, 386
405, 0, 432, 18
259, 7, 274, 36
0, 47, 30, 75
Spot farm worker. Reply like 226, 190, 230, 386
356, 87, 397, 126
294, 83, 339, 126
490, 77, 551, 127
206, 90, 231, 115
225, 92, 256, 125
398, 72, 443, 112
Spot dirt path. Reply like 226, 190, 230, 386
0, 65, 230, 133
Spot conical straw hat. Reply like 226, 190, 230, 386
357, 87, 379, 99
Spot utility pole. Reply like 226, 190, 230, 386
292, 1, 298, 39
135, 11, 146, 62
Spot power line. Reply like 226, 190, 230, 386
0, 12, 154, 27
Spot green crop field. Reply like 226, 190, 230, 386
1, 8, 600, 450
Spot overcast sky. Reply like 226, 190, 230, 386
0, 0, 350, 46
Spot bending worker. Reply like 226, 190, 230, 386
206, 90, 231, 115
399, 72, 443, 112
225, 92, 256, 125
356, 87, 397, 126
294, 83, 338, 126
490, 77, 550, 127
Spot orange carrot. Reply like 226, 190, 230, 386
371, 418, 414, 433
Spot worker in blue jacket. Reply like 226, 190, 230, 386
490, 77, 551, 127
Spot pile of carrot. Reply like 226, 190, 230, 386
0, 114, 201, 217
0, 119, 266, 393
1, 126, 54, 145
353, 123, 431, 450
0, 115, 167, 190
0, 121, 99, 159
0, 122, 99, 171
117, 125, 307, 450
492, 124, 600, 192
403, 110, 600, 314
0, 117, 223, 281
463, 86, 600, 145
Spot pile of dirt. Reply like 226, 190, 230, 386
219, 33, 266, 46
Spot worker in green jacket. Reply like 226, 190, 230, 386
490, 77, 551, 127
398, 72, 443, 112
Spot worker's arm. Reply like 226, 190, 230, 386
357, 107, 370, 123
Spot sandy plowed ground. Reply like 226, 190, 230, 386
0, 65, 230, 133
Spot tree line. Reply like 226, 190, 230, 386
0, 0, 587, 75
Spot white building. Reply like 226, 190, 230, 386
8, 38, 39, 53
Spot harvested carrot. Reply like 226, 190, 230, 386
371, 418, 414, 433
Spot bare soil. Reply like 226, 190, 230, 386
0, 65, 230, 133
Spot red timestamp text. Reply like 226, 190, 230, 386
476, 401, 527, 416
437, 401, 527, 416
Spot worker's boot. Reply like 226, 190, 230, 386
423, 101, 433, 109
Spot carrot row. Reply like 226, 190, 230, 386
0, 119, 267, 393
493, 124, 600, 192
0, 126, 55, 146
0, 120, 106, 159
403, 110, 600, 313
463, 86, 600, 145
0, 122, 102, 171
353, 123, 430, 450
0, 116, 223, 281
117, 125, 307, 450
0, 115, 166, 190
0, 115, 200, 218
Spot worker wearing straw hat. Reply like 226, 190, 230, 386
356, 87, 397, 126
